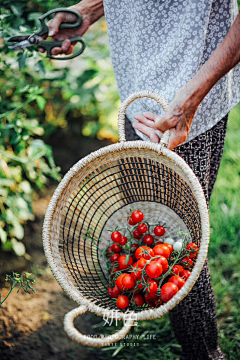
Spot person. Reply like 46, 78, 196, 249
40, 1, 240, 359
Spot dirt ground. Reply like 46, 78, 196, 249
0, 187, 101, 360
0, 123, 113, 359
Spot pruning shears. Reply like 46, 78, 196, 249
7, 8, 85, 60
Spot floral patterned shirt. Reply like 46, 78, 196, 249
103, 0, 240, 144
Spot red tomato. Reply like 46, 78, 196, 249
143, 234, 154, 246
118, 255, 133, 270
131, 210, 144, 223
153, 244, 170, 258
145, 279, 158, 294
172, 265, 184, 276
132, 294, 145, 306
186, 243, 199, 258
111, 231, 122, 243
106, 246, 113, 257
135, 246, 154, 260
137, 223, 148, 234
145, 261, 162, 279
181, 256, 194, 268
111, 243, 122, 252
119, 236, 127, 245
122, 274, 135, 289
116, 295, 129, 309
156, 256, 168, 273
156, 240, 164, 245
168, 275, 186, 290
127, 216, 136, 226
130, 243, 139, 253
165, 243, 173, 254
181, 270, 191, 280
137, 257, 148, 269
161, 282, 178, 302
108, 284, 121, 298
130, 262, 142, 280
154, 225, 165, 236
145, 292, 158, 307
116, 273, 127, 291
133, 229, 142, 240
110, 253, 120, 262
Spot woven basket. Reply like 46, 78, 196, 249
42, 90, 210, 347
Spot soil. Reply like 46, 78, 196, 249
0, 127, 111, 360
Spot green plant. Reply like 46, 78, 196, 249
0, 82, 61, 255
0, 1, 119, 255
0, 271, 36, 308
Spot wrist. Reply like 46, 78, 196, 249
73, 0, 104, 25
180, 72, 213, 107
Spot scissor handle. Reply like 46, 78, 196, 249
35, 8, 82, 37
38, 36, 85, 60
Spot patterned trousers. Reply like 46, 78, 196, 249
125, 115, 228, 360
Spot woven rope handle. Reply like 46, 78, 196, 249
64, 305, 135, 348
118, 90, 170, 147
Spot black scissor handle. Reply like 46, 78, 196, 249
38, 36, 85, 60
35, 8, 82, 37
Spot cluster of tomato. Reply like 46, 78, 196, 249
105, 210, 199, 310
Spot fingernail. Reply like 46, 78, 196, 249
48, 30, 55, 36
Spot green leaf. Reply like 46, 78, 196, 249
10, 134, 21, 145
35, 60, 45, 76
17, 52, 27, 71
10, 4, 23, 16
13, 85, 29, 95
0, 228, 7, 244
11, 238, 25, 256
36, 96, 46, 110
1, 240, 12, 252
12, 222, 24, 240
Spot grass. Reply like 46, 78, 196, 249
83, 104, 240, 360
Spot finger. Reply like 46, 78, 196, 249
66, 45, 74, 55
38, 47, 45, 53
155, 114, 175, 132
142, 112, 160, 121
133, 122, 161, 143
51, 47, 63, 56
134, 113, 156, 128
48, 13, 65, 37
61, 39, 71, 53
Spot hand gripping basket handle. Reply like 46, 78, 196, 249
64, 305, 135, 347
118, 90, 170, 147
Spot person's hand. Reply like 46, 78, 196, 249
39, 0, 104, 56
133, 86, 201, 150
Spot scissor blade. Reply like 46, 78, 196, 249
8, 35, 30, 42
8, 40, 33, 50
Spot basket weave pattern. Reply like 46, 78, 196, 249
43, 91, 210, 347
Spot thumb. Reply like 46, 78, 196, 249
48, 13, 66, 37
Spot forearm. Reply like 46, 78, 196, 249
184, 11, 240, 104
73, 0, 104, 24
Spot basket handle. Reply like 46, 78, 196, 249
118, 90, 170, 147
64, 305, 135, 348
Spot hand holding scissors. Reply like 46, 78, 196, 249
8, 8, 86, 60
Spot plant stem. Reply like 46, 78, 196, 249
0, 281, 17, 307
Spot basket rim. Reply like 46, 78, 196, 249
42, 140, 210, 321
